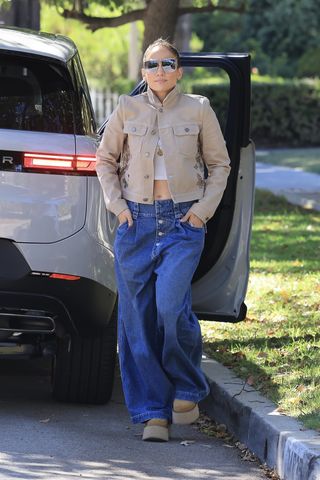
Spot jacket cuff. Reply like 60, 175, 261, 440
189, 203, 212, 224
108, 199, 129, 217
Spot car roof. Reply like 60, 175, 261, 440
0, 26, 77, 63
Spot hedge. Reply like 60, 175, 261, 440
191, 80, 320, 147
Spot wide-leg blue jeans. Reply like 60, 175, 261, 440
114, 199, 209, 424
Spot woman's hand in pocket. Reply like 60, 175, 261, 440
180, 210, 204, 228
118, 209, 133, 227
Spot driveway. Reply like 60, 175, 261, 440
0, 358, 268, 480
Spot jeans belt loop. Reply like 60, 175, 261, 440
173, 202, 181, 219
131, 202, 138, 219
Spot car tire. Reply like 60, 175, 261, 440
52, 303, 117, 404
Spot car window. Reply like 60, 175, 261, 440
0, 56, 74, 134
72, 55, 96, 135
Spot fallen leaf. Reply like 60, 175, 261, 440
296, 384, 306, 393
246, 375, 255, 386
244, 316, 257, 323
242, 450, 257, 462
180, 440, 195, 446
274, 406, 287, 414
216, 423, 227, 433
39, 418, 51, 423
257, 352, 268, 358
232, 351, 246, 360
235, 441, 247, 451
279, 290, 290, 302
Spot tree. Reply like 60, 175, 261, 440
41, 3, 135, 90
0, 0, 40, 29
244, 0, 320, 77
193, 0, 320, 78
50, 0, 246, 52
245, 0, 320, 61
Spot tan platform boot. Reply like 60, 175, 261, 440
142, 418, 169, 442
172, 399, 199, 425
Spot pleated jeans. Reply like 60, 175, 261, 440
114, 199, 209, 424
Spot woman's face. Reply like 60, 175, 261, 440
142, 45, 183, 100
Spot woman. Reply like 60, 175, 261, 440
96, 38, 230, 442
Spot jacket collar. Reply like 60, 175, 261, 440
147, 85, 181, 108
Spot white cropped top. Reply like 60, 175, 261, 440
154, 139, 167, 180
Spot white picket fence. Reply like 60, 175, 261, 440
90, 89, 119, 126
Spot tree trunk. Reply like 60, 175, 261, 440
174, 14, 192, 52
142, 0, 180, 53
128, 22, 139, 81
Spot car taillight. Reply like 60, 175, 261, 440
49, 273, 81, 281
30, 272, 81, 280
23, 153, 96, 174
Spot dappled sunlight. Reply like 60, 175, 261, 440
200, 189, 320, 429
0, 451, 261, 480
0, 360, 267, 479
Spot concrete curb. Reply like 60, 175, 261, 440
200, 356, 320, 480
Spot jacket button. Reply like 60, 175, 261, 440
143, 197, 148, 202
131, 127, 136, 132
159, 108, 163, 113
151, 129, 157, 135
144, 174, 149, 179
185, 127, 190, 132
145, 152, 150, 157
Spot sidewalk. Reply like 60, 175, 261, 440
255, 161, 320, 212
200, 356, 320, 480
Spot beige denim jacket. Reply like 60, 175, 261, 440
96, 86, 231, 223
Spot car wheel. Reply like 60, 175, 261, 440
52, 303, 117, 404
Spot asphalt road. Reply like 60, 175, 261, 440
0, 358, 268, 480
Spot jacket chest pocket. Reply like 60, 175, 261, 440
123, 121, 148, 154
173, 124, 200, 156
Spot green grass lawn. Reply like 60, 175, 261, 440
256, 147, 320, 174
200, 189, 320, 430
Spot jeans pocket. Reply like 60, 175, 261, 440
181, 221, 204, 232
117, 220, 128, 232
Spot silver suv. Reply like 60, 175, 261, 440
0, 28, 255, 405
0, 27, 118, 404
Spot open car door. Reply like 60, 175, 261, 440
178, 53, 254, 323
99, 53, 254, 323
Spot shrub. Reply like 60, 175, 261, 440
191, 78, 320, 147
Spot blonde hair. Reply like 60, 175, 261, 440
143, 38, 181, 67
